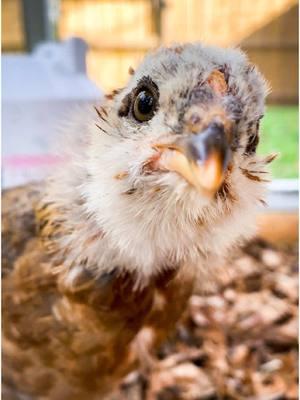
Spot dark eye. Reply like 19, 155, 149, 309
133, 90, 156, 122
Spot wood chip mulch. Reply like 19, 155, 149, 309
118, 239, 298, 400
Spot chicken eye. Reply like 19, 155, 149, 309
133, 90, 156, 122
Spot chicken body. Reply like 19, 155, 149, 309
2, 43, 272, 399
3, 184, 196, 399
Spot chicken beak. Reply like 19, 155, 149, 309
158, 123, 231, 194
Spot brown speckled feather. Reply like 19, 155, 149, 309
2, 184, 194, 399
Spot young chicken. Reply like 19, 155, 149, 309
2, 43, 274, 399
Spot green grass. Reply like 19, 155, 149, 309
258, 105, 298, 179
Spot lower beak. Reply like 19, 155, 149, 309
157, 123, 231, 194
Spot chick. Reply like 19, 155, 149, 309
2, 43, 274, 399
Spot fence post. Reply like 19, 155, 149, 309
21, 0, 60, 52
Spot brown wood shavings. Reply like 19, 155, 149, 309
115, 239, 298, 400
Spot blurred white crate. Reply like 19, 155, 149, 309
2, 37, 102, 188
265, 179, 298, 212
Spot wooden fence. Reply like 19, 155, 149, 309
2, 0, 298, 103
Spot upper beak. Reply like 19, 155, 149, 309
157, 122, 231, 194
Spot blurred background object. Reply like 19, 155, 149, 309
2, 37, 101, 187
2, 0, 298, 239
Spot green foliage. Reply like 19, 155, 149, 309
258, 105, 298, 179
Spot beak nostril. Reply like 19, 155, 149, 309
189, 113, 201, 126
186, 112, 202, 134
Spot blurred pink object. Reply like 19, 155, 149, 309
2, 154, 66, 188
3, 154, 63, 168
